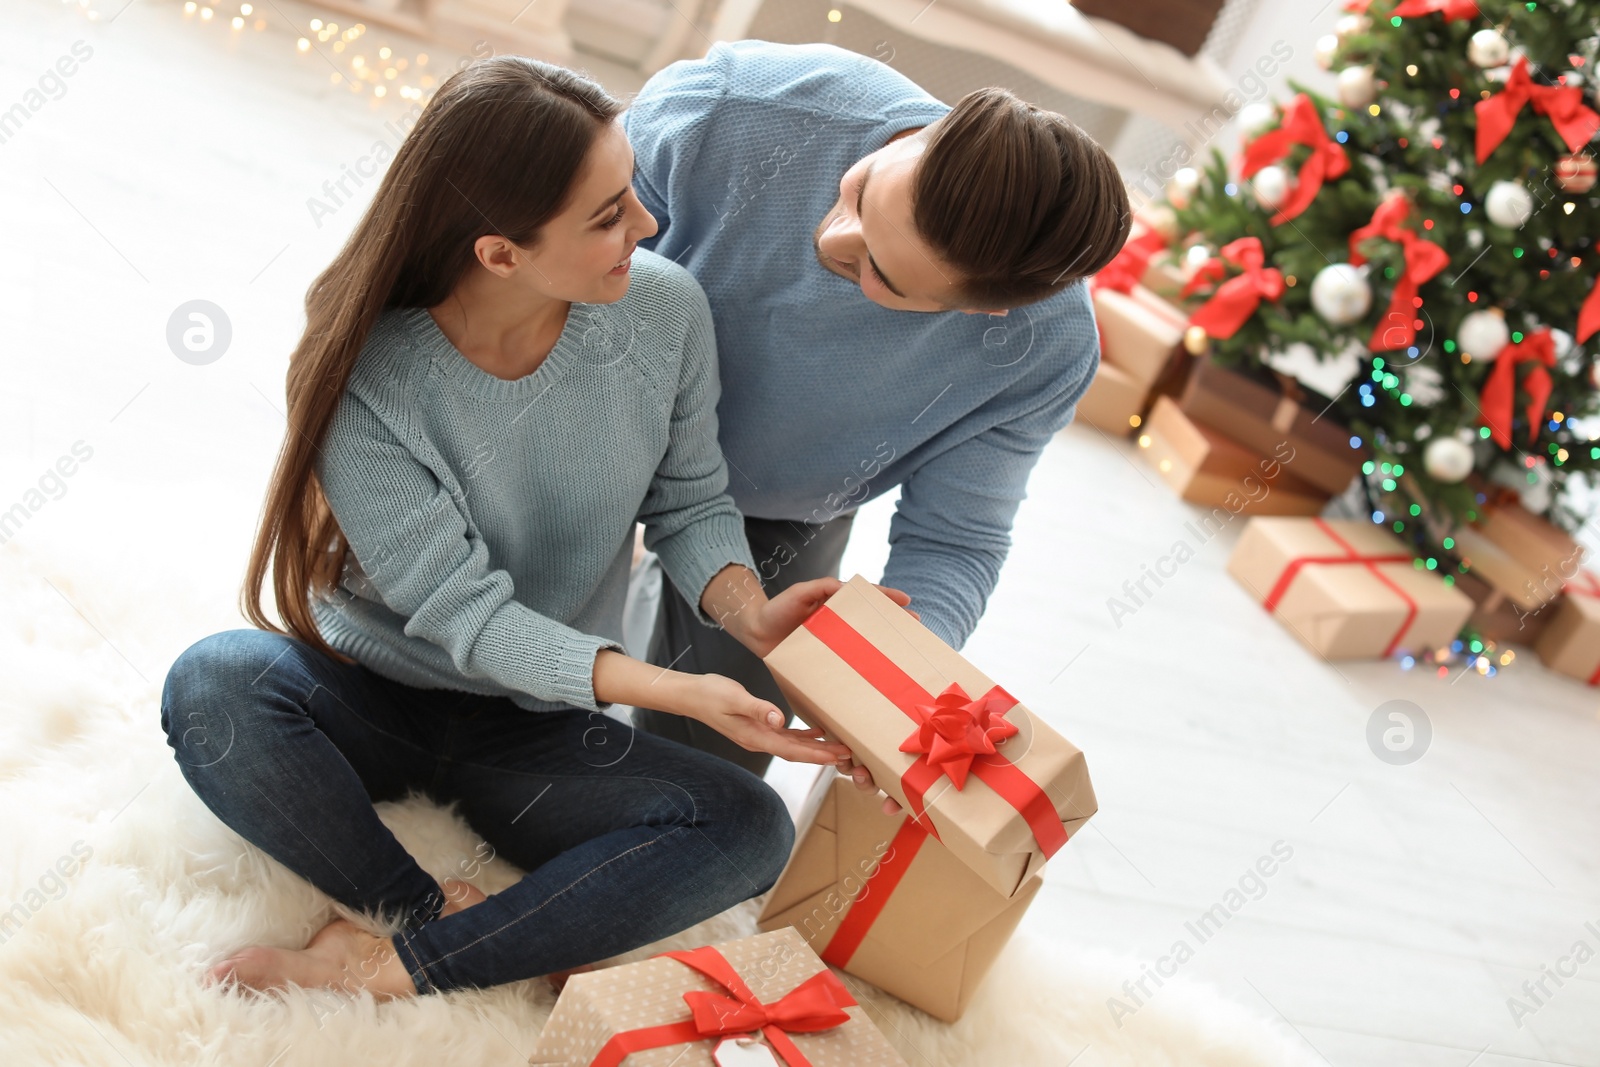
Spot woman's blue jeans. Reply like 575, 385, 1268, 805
159, 628, 795, 994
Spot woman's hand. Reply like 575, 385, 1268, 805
726, 577, 917, 658
686, 673, 854, 766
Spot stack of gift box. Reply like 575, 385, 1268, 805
1449, 491, 1600, 684
526, 577, 1096, 1065
1081, 225, 1369, 516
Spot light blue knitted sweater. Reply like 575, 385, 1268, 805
624, 41, 1102, 649
311, 251, 758, 712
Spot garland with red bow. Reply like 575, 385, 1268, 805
1240, 94, 1350, 226
1390, 0, 1479, 20
1476, 57, 1600, 165
1182, 237, 1285, 340
1348, 192, 1449, 353
1479, 329, 1557, 450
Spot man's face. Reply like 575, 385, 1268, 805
813, 132, 978, 314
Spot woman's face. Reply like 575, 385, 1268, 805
513, 120, 658, 305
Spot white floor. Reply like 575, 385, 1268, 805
3, 2, 1599, 1065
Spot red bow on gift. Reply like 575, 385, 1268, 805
1476, 57, 1600, 165
1580, 276, 1600, 345
1241, 94, 1349, 225
1479, 328, 1557, 449
1184, 238, 1284, 339
1093, 228, 1168, 295
591, 946, 857, 1067
1391, 0, 1480, 20
898, 682, 1020, 791
1349, 192, 1450, 352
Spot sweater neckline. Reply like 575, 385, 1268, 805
398, 303, 596, 400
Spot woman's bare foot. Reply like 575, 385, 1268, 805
439, 878, 487, 917
208, 918, 417, 1000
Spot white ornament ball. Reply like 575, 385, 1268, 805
1337, 65, 1378, 109
1335, 13, 1370, 40
1458, 309, 1510, 361
1252, 165, 1290, 210
1314, 34, 1340, 71
1551, 328, 1577, 370
1564, 70, 1586, 89
1485, 180, 1535, 228
1423, 437, 1475, 483
1237, 101, 1277, 138
1468, 28, 1510, 69
1167, 167, 1200, 210
1310, 263, 1373, 326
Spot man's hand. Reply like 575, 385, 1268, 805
720, 575, 917, 658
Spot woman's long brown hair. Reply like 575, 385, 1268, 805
242, 57, 622, 660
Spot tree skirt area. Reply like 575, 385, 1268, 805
0, 538, 1318, 1067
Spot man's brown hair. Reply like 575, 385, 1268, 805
913, 88, 1131, 309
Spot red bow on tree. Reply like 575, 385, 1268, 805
1092, 228, 1167, 296
1240, 94, 1350, 225
898, 682, 1019, 791
1183, 238, 1285, 340
1391, 0, 1480, 20
1348, 192, 1450, 352
1476, 57, 1600, 165
1580, 276, 1600, 345
1479, 329, 1557, 449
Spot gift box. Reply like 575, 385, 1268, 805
1138, 397, 1327, 515
763, 575, 1096, 899
1228, 517, 1474, 659
525, 927, 907, 1067
1451, 527, 1561, 613
1177, 359, 1366, 495
1093, 284, 1189, 386
757, 769, 1041, 1022
1535, 572, 1600, 684
1474, 495, 1584, 587
1074, 361, 1147, 436
1456, 571, 1551, 645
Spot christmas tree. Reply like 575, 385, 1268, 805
1160, 0, 1600, 601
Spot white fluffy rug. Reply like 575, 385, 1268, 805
0, 538, 1318, 1067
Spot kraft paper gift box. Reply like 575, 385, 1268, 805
1452, 527, 1563, 613
1093, 284, 1188, 386
1533, 571, 1600, 684
525, 927, 907, 1067
1074, 361, 1147, 436
757, 769, 1043, 1022
1177, 359, 1367, 495
1228, 517, 1473, 660
1456, 571, 1552, 645
762, 575, 1096, 899
1139, 396, 1327, 516
1472, 496, 1584, 592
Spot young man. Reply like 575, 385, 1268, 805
624, 40, 1130, 779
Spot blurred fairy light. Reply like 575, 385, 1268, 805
174, 6, 434, 108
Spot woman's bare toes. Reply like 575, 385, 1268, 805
208, 919, 417, 1000
440, 878, 488, 917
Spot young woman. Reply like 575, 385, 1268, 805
160, 57, 909, 999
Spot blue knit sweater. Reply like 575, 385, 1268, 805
311, 251, 758, 712
623, 41, 1101, 649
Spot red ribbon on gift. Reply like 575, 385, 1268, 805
1240, 94, 1349, 225
801, 607, 1069, 860
1261, 518, 1418, 657
1479, 329, 1556, 449
820, 813, 932, 968
1476, 57, 1600, 165
1391, 0, 1480, 20
1094, 229, 1168, 296
589, 945, 858, 1067
1183, 238, 1284, 340
1579, 275, 1600, 346
1349, 192, 1450, 352
1562, 571, 1600, 686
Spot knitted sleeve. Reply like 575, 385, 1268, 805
635, 274, 759, 628
317, 393, 624, 711
881, 299, 1099, 649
